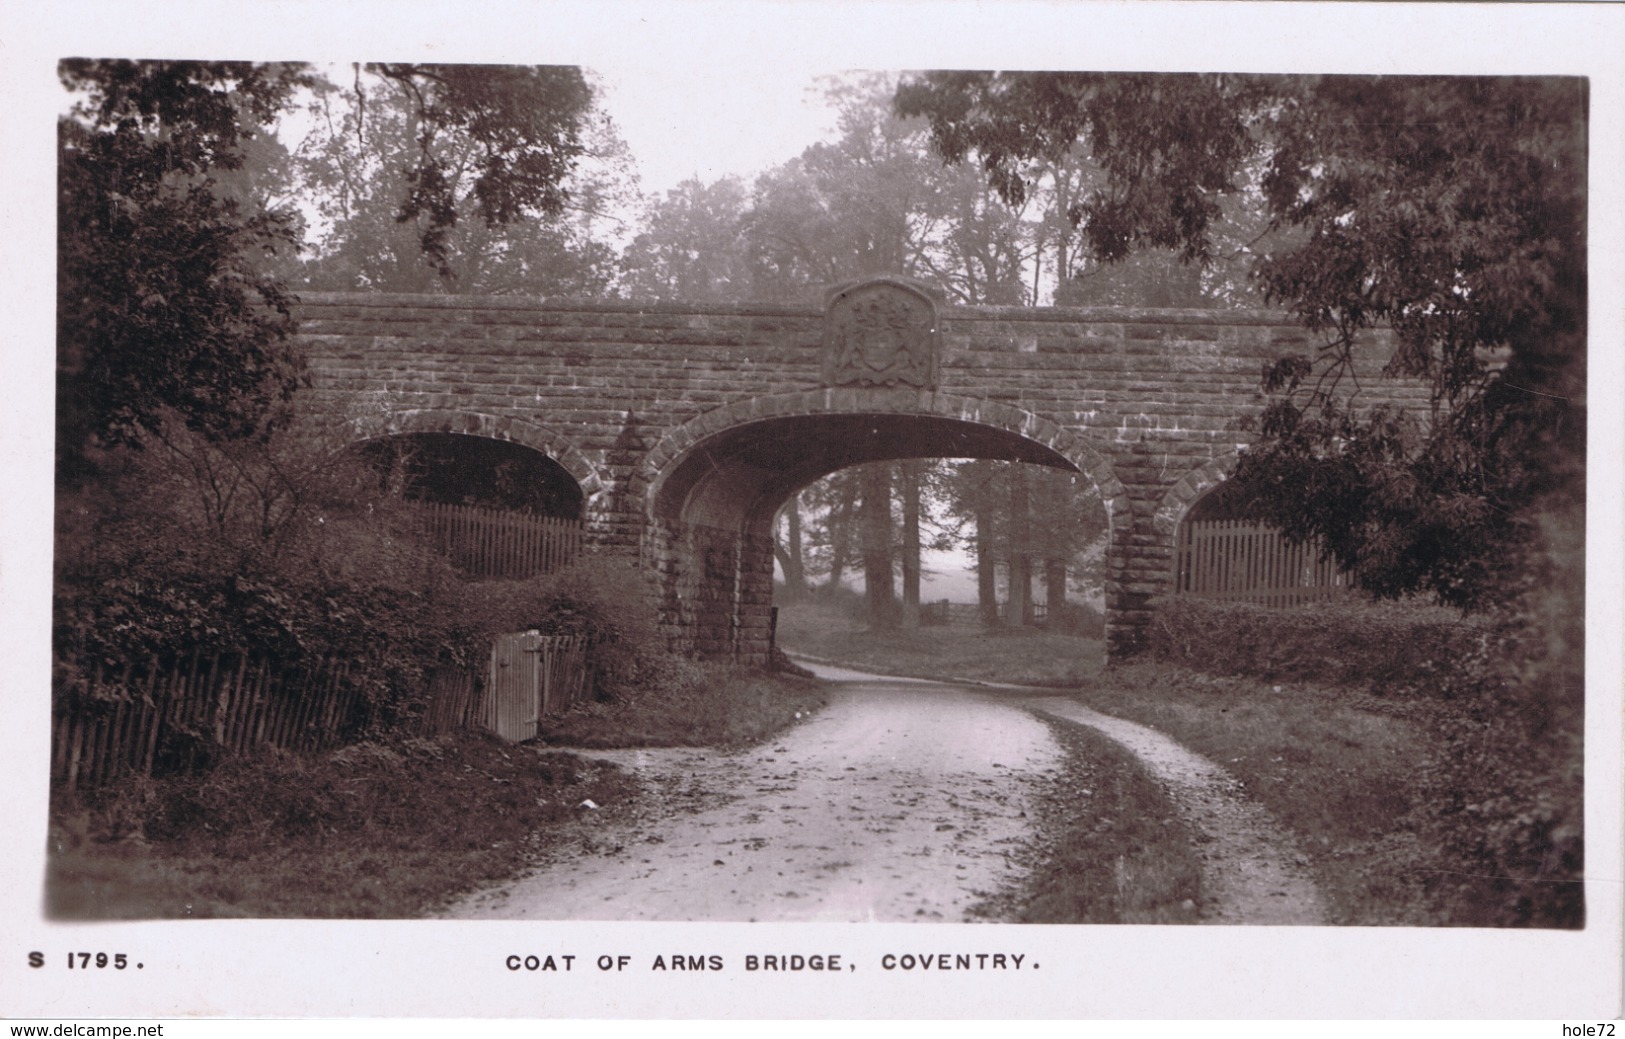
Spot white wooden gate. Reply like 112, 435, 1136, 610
482, 632, 592, 741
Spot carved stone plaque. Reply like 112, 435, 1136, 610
822, 278, 940, 389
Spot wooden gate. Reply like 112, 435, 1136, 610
482, 632, 592, 741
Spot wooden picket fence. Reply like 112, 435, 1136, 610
1174, 519, 1353, 607
412, 502, 582, 579
52, 635, 594, 790
51, 653, 361, 793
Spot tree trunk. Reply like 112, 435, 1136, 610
900, 460, 922, 629
860, 463, 897, 629
971, 461, 1000, 626
825, 480, 857, 591
1045, 557, 1067, 629
778, 495, 806, 600
1007, 464, 1032, 627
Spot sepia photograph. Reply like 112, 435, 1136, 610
3, 0, 1621, 1023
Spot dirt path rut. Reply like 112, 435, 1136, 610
1024, 696, 1324, 924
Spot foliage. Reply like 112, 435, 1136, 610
1145, 504, 1583, 926
896, 72, 1587, 609
618, 176, 752, 300
294, 65, 624, 294
1398, 505, 1585, 926
478, 556, 672, 698
617, 74, 1039, 307
741, 74, 1034, 305
1146, 595, 1488, 690
56, 60, 315, 479
354, 64, 594, 278
50, 416, 629, 724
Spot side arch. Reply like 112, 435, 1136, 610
348, 408, 604, 500
1152, 450, 1242, 538
637, 388, 1128, 533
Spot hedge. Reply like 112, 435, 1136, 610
1145, 595, 1493, 693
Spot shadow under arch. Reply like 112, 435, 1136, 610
639, 389, 1127, 537
348, 409, 604, 511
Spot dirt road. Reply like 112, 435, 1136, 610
443, 665, 1324, 923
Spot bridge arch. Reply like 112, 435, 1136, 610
1153, 451, 1241, 539
348, 408, 605, 506
636, 389, 1129, 662
639, 389, 1127, 532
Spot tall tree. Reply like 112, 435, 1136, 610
774, 494, 808, 600
620, 176, 751, 300
741, 74, 1034, 306
358, 63, 593, 280
1005, 463, 1033, 626
899, 460, 924, 627
294, 65, 616, 294
57, 60, 316, 482
897, 72, 1586, 608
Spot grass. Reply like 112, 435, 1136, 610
47, 666, 824, 919
774, 599, 1450, 926
776, 598, 1105, 686
1065, 664, 1436, 925
973, 714, 1204, 924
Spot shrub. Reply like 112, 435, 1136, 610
1398, 505, 1585, 927
435, 555, 693, 705
52, 414, 675, 746
1146, 502, 1585, 928
1047, 601, 1105, 638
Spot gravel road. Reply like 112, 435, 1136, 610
442, 663, 1324, 924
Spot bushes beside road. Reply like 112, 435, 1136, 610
1146, 596, 1486, 692
1141, 507, 1585, 928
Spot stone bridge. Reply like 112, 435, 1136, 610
298, 277, 1422, 661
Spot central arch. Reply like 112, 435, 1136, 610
636, 389, 1128, 663
640, 389, 1127, 528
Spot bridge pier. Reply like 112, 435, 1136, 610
644, 519, 775, 665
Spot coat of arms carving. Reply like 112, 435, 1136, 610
822, 278, 940, 389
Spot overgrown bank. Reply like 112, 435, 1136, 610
48, 667, 824, 919
48, 733, 637, 919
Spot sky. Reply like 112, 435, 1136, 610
593, 64, 844, 198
